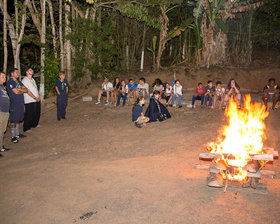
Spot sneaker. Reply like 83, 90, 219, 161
62, 116, 66, 119
172, 104, 176, 107
179, 105, 182, 108
11, 137, 19, 143
0, 146, 10, 152
95, 101, 100, 105
16, 134, 27, 139
134, 122, 142, 128
105, 101, 109, 106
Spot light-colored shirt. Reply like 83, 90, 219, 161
103, 82, 113, 91
154, 84, 163, 91
121, 85, 128, 94
22, 77, 39, 104
173, 84, 182, 95
165, 86, 172, 96
137, 83, 149, 95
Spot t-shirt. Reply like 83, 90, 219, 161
154, 84, 163, 91
205, 86, 216, 94
6, 78, 24, 103
137, 83, 149, 95
215, 87, 225, 96
132, 104, 142, 122
165, 86, 172, 96
195, 86, 206, 96
0, 85, 10, 112
263, 84, 280, 94
103, 82, 113, 91
55, 78, 69, 93
173, 84, 182, 95
120, 85, 128, 94
22, 77, 39, 104
128, 82, 138, 91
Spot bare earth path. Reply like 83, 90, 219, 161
0, 94, 279, 224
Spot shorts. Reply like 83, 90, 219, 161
268, 93, 275, 102
216, 95, 222, 101
10, 102, 24, 123
101, 91, 110, 97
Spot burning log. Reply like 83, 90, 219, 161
199, 153, 274, 161
207, 173, 224, 188
244, 161, 261, 173
247, 170, 261, 178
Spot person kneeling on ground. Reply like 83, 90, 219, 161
223, 78, 241, 108
263, 78, 279, 110
192, 82, 205, 108
145, 90, 171, 122
132, 97, 149, 128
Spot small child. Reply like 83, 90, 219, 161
132, 97, 149, 128
204, 80, 216, 107
213, 81, 224, 109
192, 82, 205, 108
55, 71, 69, 120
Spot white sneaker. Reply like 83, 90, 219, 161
95, 101, 100, 104
105, 101, 109, 106
172, 104, 176, 107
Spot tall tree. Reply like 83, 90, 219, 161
2, 0, 7, 73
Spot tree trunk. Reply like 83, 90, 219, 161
140, 24, 146, 72
59, 0, 64, 71
40, 0, 46, 98
3, 0, 7, 73
65, 2, 72, 80
46, 0, 57, 58
155, 6, 169, 72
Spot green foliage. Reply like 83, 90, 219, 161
67, 11, 117, 81
44, 54, 60, 96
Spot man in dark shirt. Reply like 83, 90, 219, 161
0, 72, 10, 154
6, 68, 30, 143
263, 78, 279, 110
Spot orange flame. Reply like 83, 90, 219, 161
208, 95, 269, 181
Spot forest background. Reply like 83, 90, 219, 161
0, 0, 279, 98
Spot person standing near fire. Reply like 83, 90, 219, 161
262, 78, 279, 110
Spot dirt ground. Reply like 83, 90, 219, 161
0, 70, 280, 224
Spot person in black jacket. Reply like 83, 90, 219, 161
145, 90, 171, 122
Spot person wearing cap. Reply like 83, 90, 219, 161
7, 68, 34, 143
55, 71, 69, 120
95, 77, 113, 106
0, 72, 11, 153
263, 78, 279, 110
22, 68, 41, 132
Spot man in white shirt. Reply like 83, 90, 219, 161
95, 77, 113, 106
22, 68, 41, 132
136, 77, 149, 100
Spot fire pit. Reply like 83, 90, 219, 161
198, 95, 278, 192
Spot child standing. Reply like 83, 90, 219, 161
55, 72, 69, 121
171, 80, 183, 108
132, 97, 149, 128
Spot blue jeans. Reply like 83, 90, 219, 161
171, 94, 182, 106
192, 95, 204, 106
57, 92, 68, 119
204, 94, 213, 106
117, 93, 127, 105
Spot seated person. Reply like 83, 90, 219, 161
162, 82, 173, 106
213, 81, 225, 109
127, 78, 138, 105
263, 78, 279, 110
136, 77, 149, 100
153, 78, 164, 96
132, 97, 149, 128
204, 80, 216, 107
192, 82, 205, 108
171, 80, 183, 108
145, 90, 171, 122
95, 77, 113, 105
111, 77, 121, 105
116, 80, 128, 106
223, 78, 241, 107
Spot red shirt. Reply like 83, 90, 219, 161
195, 86, 206, 96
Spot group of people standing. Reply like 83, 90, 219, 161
0, 68, 41, 155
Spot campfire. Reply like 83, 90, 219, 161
199, 95, 278, 191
